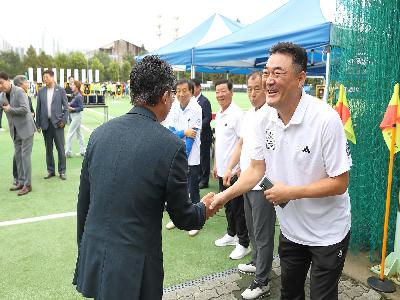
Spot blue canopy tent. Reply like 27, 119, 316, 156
194, 0, 332, 78
136, 14, 244, 77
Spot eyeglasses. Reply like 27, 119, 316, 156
262, 69, 288, 79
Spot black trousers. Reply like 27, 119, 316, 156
188, 165, 200, 204
219, 177, 249, 248
199, 138, 212, 185
279, 231, 350, 300
43, 124, 66, 174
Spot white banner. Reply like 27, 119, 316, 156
88, 69, 93, 84
52, 68, 57, 83
74, 69, 79, 81
81, 69, 87, 83
95, 70, 100, 83
28, 68, 34, 82
37, 68, 42, 83
60, 69, 65, 86
67, 69, 72, 80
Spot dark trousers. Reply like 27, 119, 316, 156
13, 156, 17, 181
0, 109, 3, 128
43, 124, 66, 174
279, 231, 350, 300
199, 138, 212, 185
244, 190, 276, 284
188, 165, 200, 204
219, 177, 249, 248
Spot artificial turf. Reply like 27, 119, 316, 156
0, 92, 278, 299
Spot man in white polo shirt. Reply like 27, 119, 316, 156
210, 42, 351, 299
213, 79, 250, 260
164, 79, 202, 237
223, 71, 275, 299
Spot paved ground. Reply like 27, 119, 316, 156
163, 257, 385, 300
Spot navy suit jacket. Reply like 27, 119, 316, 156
73, 106, 206, 300
36, 84, 68, 130
197, 93, 212, 142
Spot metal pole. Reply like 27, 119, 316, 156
322, 46, 331, 103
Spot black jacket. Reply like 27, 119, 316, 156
73, 106, 206, 299
197, 93, 212, 142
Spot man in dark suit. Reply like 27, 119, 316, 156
73, 56, 217, 300
36, 69, 68, 180
191, 79, 212, 189
0, 72, 37, 196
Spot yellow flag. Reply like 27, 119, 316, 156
380, 83, 400, 153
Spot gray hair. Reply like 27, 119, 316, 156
13, 75, 27, 87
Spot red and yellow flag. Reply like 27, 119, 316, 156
336, 84, 356, 144
380, 83, 400, 153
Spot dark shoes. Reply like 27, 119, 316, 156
199, 182, 209, 189
59, 173, 67, 180
17, 185, 32, 196
44, 173, 56, 179
10, 184, 23, 191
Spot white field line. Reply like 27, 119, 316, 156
0, 212, 76, 227
85, 108, 115, 119
81, 124, 93, 133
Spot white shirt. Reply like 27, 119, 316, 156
240, 104, 273, 190
215, 101, 243, 177
166, 97, 202, 166
47, 87, 54, 118
252, 92, 351, 246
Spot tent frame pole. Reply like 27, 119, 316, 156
322, 46, 331, 102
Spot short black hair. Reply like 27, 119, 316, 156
269, 42, 307, 73
43, 69, 55, 77
215, 79, 233, 91
246, 71, 262, 81
0, 71, 9, 81
176, 79, 194, 94
190, 78, 201, 87
130, 55, 176, 106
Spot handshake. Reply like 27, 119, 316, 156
200, 192, 227, 220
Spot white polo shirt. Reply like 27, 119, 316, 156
252, 92, 351, 246
215, 101, 243, 177
240, 104, 274, 191
167, 97, 202, 166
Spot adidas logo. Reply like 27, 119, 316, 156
302, 146, 310, 153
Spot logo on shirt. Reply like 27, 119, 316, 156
338, 249, 343, 258
302, 146, 311, 154
265, 129, 275, 150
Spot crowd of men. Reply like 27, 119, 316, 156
1, 41, 352, 300
0, 70, 85, 196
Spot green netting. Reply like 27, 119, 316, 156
329, 0, 400, 259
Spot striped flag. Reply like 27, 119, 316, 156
336, 84, 357, 144
380, 83, 400, 153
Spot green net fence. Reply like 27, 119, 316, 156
329, 0, 400, 259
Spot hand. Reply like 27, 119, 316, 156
2, 104, 10, 112
201, 192, 217, 220
184, 128, 197, 138
37, 127, 42, 133
264, 182, 293, 206
223, 169, 233, 187
68, 107, 75, 112
209, 192, 227, 211
57, 121, 65, 128
212, 165, 218, 179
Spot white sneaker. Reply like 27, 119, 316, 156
241, 281, 270, 300
0, 128, 5, 132
238, 262, 256, 275
214, 234, 238, 247
188, 230, 199, 237
229, 244, 251, 260
165, 221, 175, 230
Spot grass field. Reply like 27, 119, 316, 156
0, 92, 278, 299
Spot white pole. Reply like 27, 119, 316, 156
322, 46, 331, 103
191, 48, 195, 79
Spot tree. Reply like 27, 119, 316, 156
138, 44, 147, 56
120, 60, 131, 82
54, 53, 69, 69
90, 57, 105, 82
108, 61, 120, 82
122, 53, 136, 67
91, 51, 110, 69
0, 51, 24, 77
69, 51, 87, 71
23, 45, 39, 70
37, 51, 54, 69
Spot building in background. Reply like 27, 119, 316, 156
87, 39, 144, 62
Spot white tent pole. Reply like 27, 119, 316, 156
191, 48, 195, 79
322, 46, 331, 102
